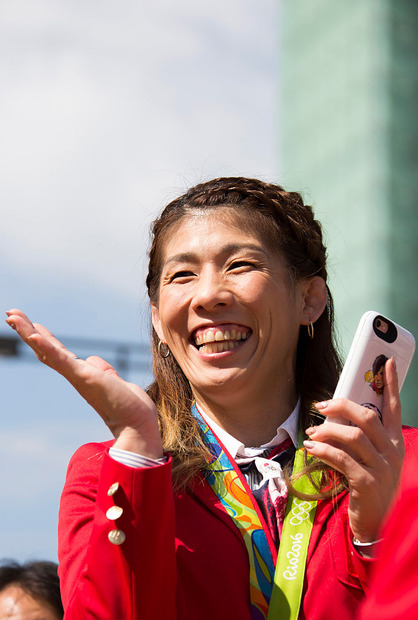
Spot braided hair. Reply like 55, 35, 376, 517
146, 177, 343, 492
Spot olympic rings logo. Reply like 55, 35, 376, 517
289, 498, 312, 526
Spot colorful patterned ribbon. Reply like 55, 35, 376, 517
193, 404, 275, 619
192, 404, 318, 620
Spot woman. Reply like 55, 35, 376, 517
0, 560, 63, 620
6, 177, 414, 620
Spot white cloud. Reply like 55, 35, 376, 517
0, 0, 278, 301
0, 0, 279, 561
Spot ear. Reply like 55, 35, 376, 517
300, 276, 328, 325
151, 303, 165, 341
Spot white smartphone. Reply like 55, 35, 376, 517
329, 311, 415, 423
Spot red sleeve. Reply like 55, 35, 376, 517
360, 479, 418, 619
335, 426, 418, 594
58, 443, 177, 620
359, 429, 418, 620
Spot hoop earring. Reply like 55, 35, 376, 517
158, 339, 171, 358
307, 322, 314, 340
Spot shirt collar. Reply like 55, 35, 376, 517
197, 399, 300, 460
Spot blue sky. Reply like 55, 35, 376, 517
0, 0, 279, 562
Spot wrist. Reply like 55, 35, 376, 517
113, 425, 164, 460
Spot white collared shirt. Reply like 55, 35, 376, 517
197, 401, 300, 492
110, 401, 300, 486
197, 400, 300, 459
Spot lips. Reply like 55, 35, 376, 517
192, 325, 251, 354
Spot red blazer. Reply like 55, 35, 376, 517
360, 439, 418, 620
58, 427, 418, 620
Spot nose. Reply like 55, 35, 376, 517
191, 267, 234, 312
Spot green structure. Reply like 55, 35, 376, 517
279, 0, 417, 424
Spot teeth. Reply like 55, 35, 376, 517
195, 329, 249, 347
199, 340, 242, 354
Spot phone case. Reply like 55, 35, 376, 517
330, 311, 415, 422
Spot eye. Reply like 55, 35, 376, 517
169, 270, 195, 282
229, 260, 256, 271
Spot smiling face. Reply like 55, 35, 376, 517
151, 208, 316, 412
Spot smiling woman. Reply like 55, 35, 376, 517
146, 179, 340, 485
149, 203, 330, 458
5, 177, 416, 620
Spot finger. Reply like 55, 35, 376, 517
315, 398, 383, 437
6, 308, 30, 320
33, 322, 73, 355
5, 310, 82, 366
6, 312, 62, 353
316, 398, 391, 455
381, 358, 403, 440
302, 437, 369, 482
27, 334, 83, 372
85, 355, 120, 377
12, 320, 79, 369
305, 422, 382, 469
6, 312, 121, 399
6, 309, 37, 338
309, 433, 402, 535
302, 434, 400, 504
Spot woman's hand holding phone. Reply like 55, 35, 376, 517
304, 357, 404, 545
303, 309, 415, 547
304, 357, 405, 546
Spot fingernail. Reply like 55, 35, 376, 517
303, 440, 315, 450
305, 427, 316, 436
6, 319, 16, 330
315, 401, 329, 410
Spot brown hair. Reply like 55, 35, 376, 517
146, 177, 344, 495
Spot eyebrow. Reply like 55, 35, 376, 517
163, 243, 268, 267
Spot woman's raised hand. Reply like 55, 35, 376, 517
303, 358, 404, 547
6, 309, 163, 459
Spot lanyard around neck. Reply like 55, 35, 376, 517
193, 405, 275, 618
267, 441, 318, 620
192, 405, 318, 620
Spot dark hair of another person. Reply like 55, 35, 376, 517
146, 177, 344, 496
0, 560, 63, 618
373, 354, 388, 376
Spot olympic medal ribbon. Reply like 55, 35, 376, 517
267, 444, 319, 620
192, 404, 275, 619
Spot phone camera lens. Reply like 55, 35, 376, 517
373, 315, 396, 341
